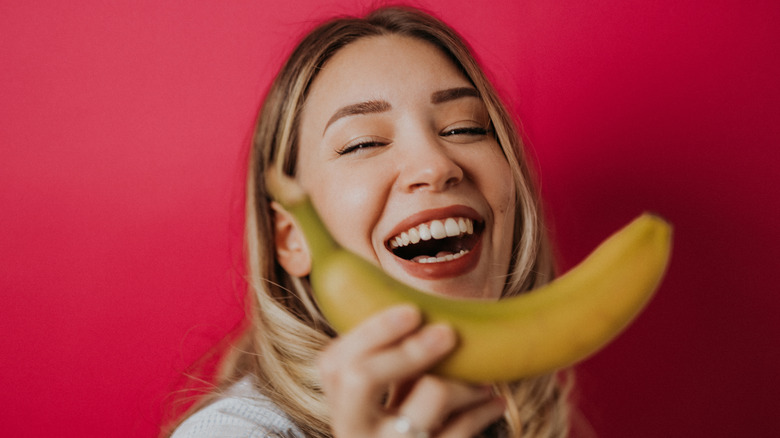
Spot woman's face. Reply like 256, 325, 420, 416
295, 35, 516, 300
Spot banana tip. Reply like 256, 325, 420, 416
644, 211, 672, 227
642, 212, 674, 250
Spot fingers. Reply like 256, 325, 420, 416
318, 305, 457, 392
393, 376, 504, 437
317, 305, 506, 437
437, 396, 506, 438
362, 322, 457, 382
398, 376, 493, 425
333, 304, 423, 354
318, 305, 461, 437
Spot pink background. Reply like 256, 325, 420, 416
2, 0, 778, 436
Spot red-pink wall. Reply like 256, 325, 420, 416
2, 1, 778, 436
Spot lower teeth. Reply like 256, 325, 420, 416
415, 250, 468, 264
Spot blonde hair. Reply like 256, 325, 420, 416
167, 6, 571, 438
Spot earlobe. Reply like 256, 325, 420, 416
271, 202, 312, 277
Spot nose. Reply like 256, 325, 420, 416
397, 133, 464, 192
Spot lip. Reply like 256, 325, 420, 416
394, 237, 482, 280
384, 205, 484, 280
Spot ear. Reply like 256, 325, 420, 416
271, 201, 312, 277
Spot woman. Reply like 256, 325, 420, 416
168, 6, 572, 437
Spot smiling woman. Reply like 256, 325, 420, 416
295, 35, 518, 300
165, 6, 571, 438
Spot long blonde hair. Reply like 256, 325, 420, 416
168, 6, 571, 438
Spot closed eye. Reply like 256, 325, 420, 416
440, 126, 492, 144
336, 137, 388, 156
441, 127, 489, 137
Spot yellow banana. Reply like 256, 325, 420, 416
268, 172, 672, 383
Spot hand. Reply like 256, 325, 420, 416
317, 305, 506, 437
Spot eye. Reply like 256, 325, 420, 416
440, 123, 492, 142
441, 126, 489, 137
336, 137, 389, 156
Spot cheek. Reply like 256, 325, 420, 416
494, 178, 515, 215
481, 157, 518, 244
304, 172, 384, 257
478, 152, 516, 216
495, 185, 517, 245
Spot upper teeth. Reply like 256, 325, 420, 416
389, 217, 474, 249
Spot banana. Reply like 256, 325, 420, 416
267, 171, 672, 383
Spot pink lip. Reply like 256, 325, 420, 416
384, 205, 484, 281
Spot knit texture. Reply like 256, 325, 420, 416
171, 377, 305, 438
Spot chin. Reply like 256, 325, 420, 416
412, 275, 500, 300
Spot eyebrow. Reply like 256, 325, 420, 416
324, 100, 391, 134
322, 87, 481, 135
430, 87, 480, 104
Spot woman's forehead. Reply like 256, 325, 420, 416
303, 35, 474, 119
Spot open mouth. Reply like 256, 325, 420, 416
386, 217, 483, 264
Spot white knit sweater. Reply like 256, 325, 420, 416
171, 377, 306, 438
